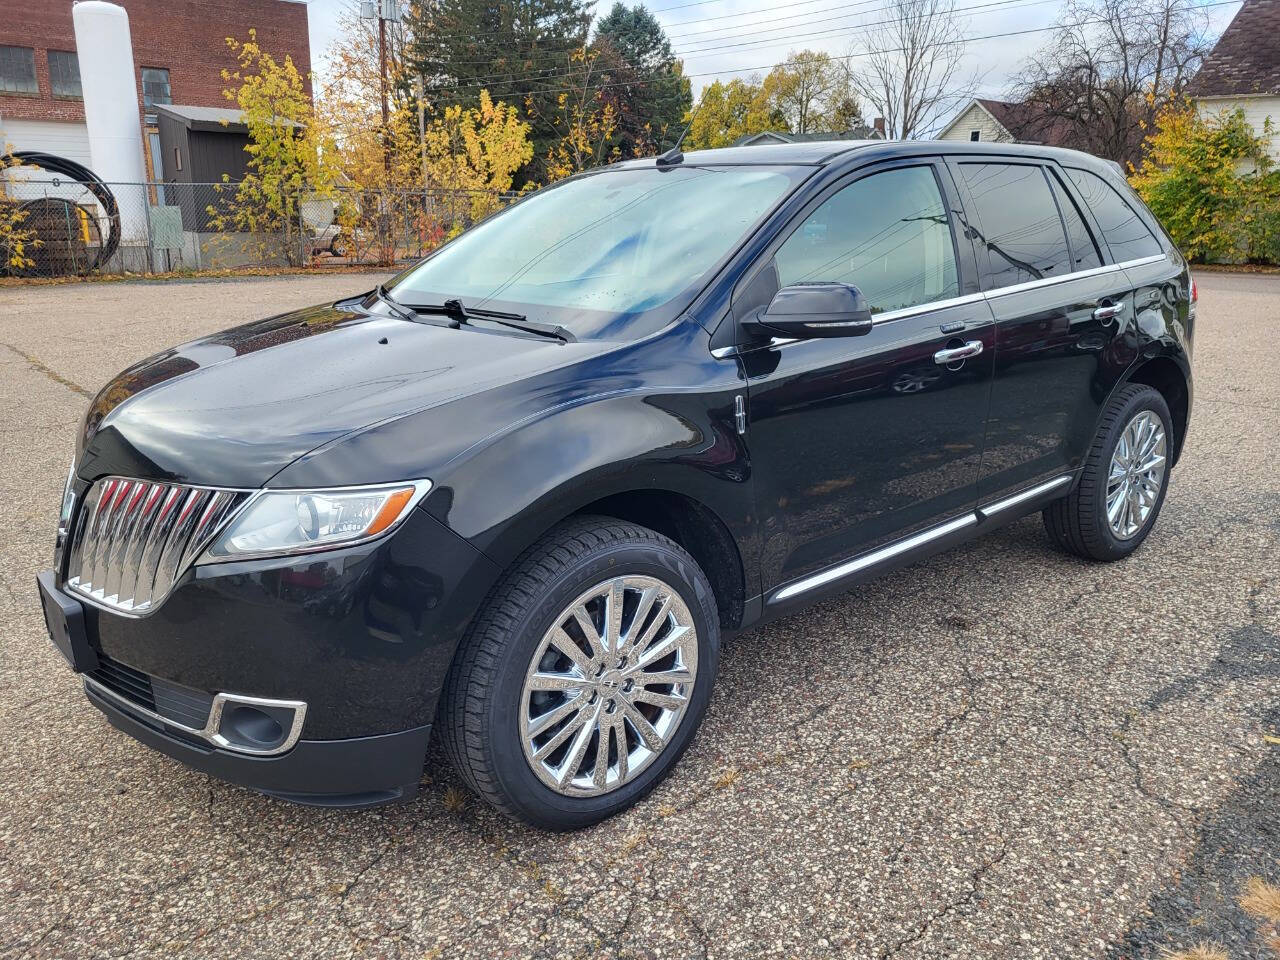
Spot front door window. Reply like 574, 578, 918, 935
773, 165, 960, 316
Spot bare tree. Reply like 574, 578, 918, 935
1009, 0, 1210, 167
846, 0, 980, 140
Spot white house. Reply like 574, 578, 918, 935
1188, 0, 1280, 161
935, 98, 1070, 147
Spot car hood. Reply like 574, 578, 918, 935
78, 300, 613, 488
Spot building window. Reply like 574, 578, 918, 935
141, 67, 171, 108
49, 50, 82, 99
970, 130, 981, 142
0, 46, 38, 95
173, 146, 182, 172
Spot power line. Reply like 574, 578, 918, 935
665, 0, 911, 41
421, 0, 1223, 75
427, 0, 1187, 95
429, 0, 1055, 75
411, 0, 900, 48
425, 0, 1241, 103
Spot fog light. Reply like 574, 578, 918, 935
208, 693, 306, 755
222, 705, 285, 747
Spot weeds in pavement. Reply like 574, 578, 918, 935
442, 786, 468, 815
1241, 876, 1280, 956
1159, 945, 1227, 960
1158, 877, 1280, 960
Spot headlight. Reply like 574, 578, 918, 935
58, 458, 77, 536
202, 480, 432, 562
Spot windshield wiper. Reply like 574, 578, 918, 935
366, 284, 421, 324
403, 297, 576, 344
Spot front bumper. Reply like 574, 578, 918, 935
42, 504, 502, 806
70, 506, 501, 738
85, 680, 430, 807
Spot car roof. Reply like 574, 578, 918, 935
612, 138, 1123, 178
614, 140, 883, 167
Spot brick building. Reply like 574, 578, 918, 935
0, 0, 310, 180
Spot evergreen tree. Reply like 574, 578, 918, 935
591, 3, 691, 156
405, 0, 593, 183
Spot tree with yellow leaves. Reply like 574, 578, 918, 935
536, 48, 620, 183
423, 90, 533, 227
1130, 101, 1280, 264
0, 152, 40, 274
316, 5, 423, 262
320, 7, 531, 259
211, 30, 336, 266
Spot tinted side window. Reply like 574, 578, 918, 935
1049, 170, 1103, 270
774, 165, 959, 315
958, 163, 1072, 288
1065, 168, 1163, 261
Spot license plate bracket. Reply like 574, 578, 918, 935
36, 570, 98, 673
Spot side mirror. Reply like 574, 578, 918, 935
746, 282, 874, 339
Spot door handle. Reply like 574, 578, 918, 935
1092, 303, 1124, 323
933, 340, 984, 365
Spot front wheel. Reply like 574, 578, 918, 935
439, 516, 720, 829
1043, 383, 1174, 561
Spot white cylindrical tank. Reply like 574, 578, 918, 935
72, 1, 149, 247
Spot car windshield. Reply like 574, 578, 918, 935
387, 164, 806, 340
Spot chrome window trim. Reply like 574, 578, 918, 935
722, 254, 1169, 355
983, 262, 1124, 300
84, 677, 307, 757
1116, 253, 1168, 269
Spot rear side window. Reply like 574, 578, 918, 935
1064, 168, 1163, 262
1049, 170, 1103, 271
773, 165, 959, 315
957, 163, 1073, 288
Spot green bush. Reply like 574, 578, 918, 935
1131, 104, 1280, 264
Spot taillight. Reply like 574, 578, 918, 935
1190, 276, 1198, 304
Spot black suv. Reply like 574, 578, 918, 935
38, 141, 1193, 829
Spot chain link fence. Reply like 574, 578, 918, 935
1, 174, 519, 279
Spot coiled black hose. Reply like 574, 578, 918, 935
3, 150, 121, 270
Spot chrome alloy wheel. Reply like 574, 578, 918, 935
519, 576, 698, 797
1106, 410, 1167, 540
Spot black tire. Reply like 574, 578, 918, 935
439, 515, 720, 830
1043, 384, 1173, 561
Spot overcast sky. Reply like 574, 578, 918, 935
303, 0, 1240, 110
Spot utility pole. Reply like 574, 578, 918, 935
414, 73, 429, 191
361, 1, 400, 176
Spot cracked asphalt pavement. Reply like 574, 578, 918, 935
0, 271, 1277, 959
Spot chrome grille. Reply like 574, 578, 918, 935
65, 477, 250, 614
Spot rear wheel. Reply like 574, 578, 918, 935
439, 516, 719, 829
1043, 384, 1173, 561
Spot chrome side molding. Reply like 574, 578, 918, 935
769, 474, 1075, 604
771, 514, 977, 603
977, 474, 1073, 518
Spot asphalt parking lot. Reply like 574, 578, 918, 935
0, 271, 1276, 960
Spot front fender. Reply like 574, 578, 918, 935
270, 320, 759, 592
426, 387, 754, 573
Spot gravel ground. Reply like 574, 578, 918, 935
0, 271, 1276, 960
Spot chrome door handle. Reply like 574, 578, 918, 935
933, 340, 984, 365
1092, 303, 1123, 323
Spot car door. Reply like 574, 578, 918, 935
947, 157, 1138, 501
733, 159, 995, 601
